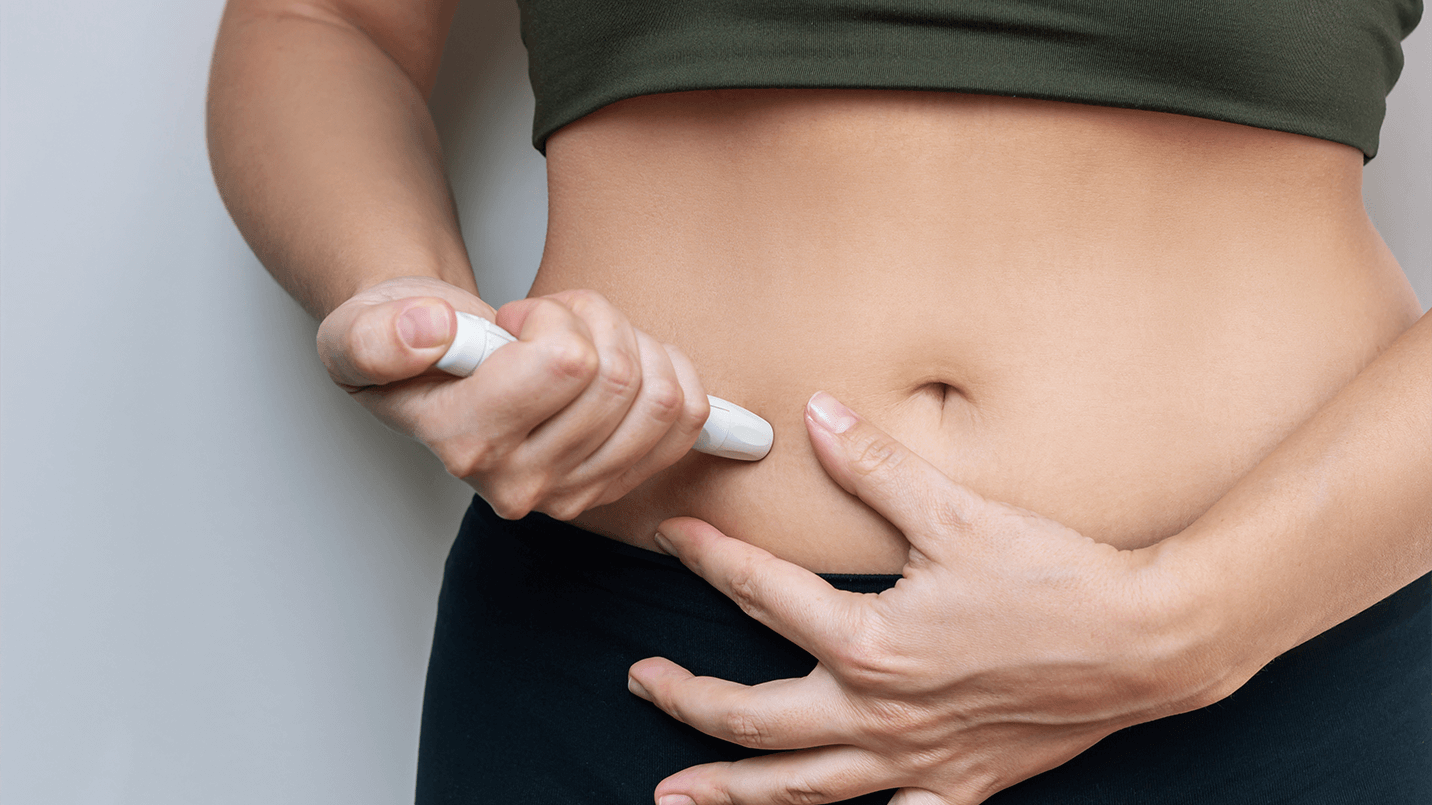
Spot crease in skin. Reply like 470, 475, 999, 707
537, 90, 1419, 575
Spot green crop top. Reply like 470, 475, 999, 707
515, 0, 1422, 160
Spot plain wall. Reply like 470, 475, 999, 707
1, 2, 1427, 803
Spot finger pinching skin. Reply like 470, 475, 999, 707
638, 395, 1191, 805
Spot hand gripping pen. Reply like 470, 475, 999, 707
434, 311, 773, 461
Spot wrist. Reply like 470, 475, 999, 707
342, 274, 489, 314
339, 259, 477, 308
1129, 530, 1272, 716
290, 233, 477, 318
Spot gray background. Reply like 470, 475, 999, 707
1, 1, 1427, 803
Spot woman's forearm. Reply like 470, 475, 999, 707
206, 0, 473, 319
1158, 309, 1431, 693
209, 2, 712, 525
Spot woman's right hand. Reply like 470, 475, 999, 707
316, 276, 711, 520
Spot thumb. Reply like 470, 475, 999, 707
493, 296, 550, 338
804, 391, 986, 555
317, 296, 455, 388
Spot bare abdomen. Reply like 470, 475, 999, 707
526, 90, 1420, 573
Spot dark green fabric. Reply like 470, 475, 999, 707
515, 0, 1422, 159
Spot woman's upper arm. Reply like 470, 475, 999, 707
221, 0, 461, 95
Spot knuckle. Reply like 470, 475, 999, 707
850, 433, 904, 478
900, 745, 956, 777
723, 708, 772, 748
431, 435, 503, 479
564, 288, 608, 312
864, 698, 923, 738
544, 334, 599, 382
598, 350, 640, 398
775, 777, 833, 805
933, 496, 977, 530
836, 643, 885, 686
723, 558, 766, 616
662, 342, 691, 364
832, 624, 895, 687
531, 296, 568, 315
641, 376, 683, 422
486, 492, 531, 520
487, 477, 548, 520
543, 494, 591, 522
437, 447, 480, 480
682, 393, 712, 432
592, 485, 628, 509
684, 781, 736, 805
487, 497, 530, 520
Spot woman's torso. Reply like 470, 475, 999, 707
528, 89, 1420, 574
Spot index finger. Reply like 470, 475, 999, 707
627, 657, 854, 750
655, 517, 868, 661
804, 392, 987, 557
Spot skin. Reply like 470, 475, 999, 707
208, 1, 1431, 803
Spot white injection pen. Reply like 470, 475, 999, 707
434, 311, 773, 461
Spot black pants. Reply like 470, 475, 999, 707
417, 497, 1431, 804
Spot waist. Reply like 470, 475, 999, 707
529, 90, 1421, 573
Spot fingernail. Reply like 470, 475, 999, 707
658, 796, 695, 805
807, 391, 856, 434
627, 675, 652, 701
397, 304, 450, 349
652, 531, 674, 555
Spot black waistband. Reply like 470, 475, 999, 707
499, 495, 902, 592
418, 496, 1431, 804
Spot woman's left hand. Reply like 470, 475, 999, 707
628, 392, 1237, 805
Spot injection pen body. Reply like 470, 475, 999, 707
435, 311, 773, 461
